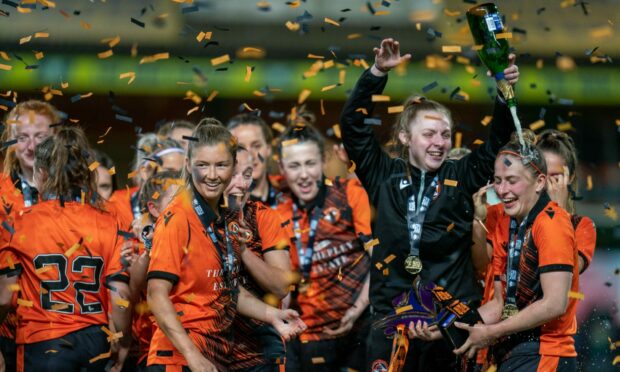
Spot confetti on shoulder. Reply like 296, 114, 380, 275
444, 179, 458, 187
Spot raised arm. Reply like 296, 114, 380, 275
456, 55, 519, 194
339, 38, 410, 204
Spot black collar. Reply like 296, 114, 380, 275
190, 184, 221, 227
524, 191, 551, 229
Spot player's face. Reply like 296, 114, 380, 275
494, 154, 546, 223
230, 124, 271, 181
279, 141, 323, 204
188, 143, 235, 203
95, 166, 113, 200
225, 150, 253, 205
155, 182, 180, 216
11, 114, 53, 173
542, 151, 571, 183
399, 110, 451, 172
169, 127, 193, 152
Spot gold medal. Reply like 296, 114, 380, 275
501, 303, 519, 320
404, 255, 423, 275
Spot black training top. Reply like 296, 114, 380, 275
340, 68, 515, 315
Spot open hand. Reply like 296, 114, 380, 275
373, 38, 412, 73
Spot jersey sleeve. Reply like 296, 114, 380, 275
575, 216, 596, 273
256, 207, 290, 253
147, 208, 190, 285
345, 179, 372, 237
533, 207, 576, 274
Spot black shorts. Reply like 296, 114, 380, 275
0, 336, 16, 372
366, 316, 462, 372
285, 311, 369, 372
16, 325, 110, 372
496, 341, 576, 372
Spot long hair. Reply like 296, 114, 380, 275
2, 100, 60, 175
536, 129, 579, 213
183, 118, 238, 187
498, 129, 547, 181
35, 126, 100, 207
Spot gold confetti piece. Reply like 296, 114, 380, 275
152, 191, 160, 200
480, 116, 493, 126
424, 115, 445, 122
140, 52, 169, 64
616, 119, 620, 126
7, 256, 15, 270
384, 254, 396, 264
529, 120, 545, 131
61, 81, 69, 89
387, 105, 404, 114
375, 10, 390, 16
557, 122, 574, 132
347, 160, 356, 173
253, 90, 266, 97
298, 89, 311, 104
324, 17, 340, 26
207, 90, 219, 102
486, 365, 497, 372
396, 305, 413, 314
347, 33, 362, 40
34, 51, 44, 60
332, 124, 341, 139
447, 222, 455, 232
34, 32, 49, 38
568, 291, 584, 300
444, 179, 458, 187
108, 36, 120, 48
19, 35, 32, 45
321, 84, 337, 92
64, 243, 82, 257
473, 139, 484, 145
307, 53, 324, 59
45, 349, 58, 354
364, 238, 380, 250
80, 20, 92, 30
210, 54, 230, 66
281, 139, 299, 147
131, 43, 138, 57
244, 66, 253, 82
88, 161, 100, 171
605, 205, 618, 221
613, 356, 620, 366
285, 21, 300, 31
375, 262, 383, 270
456, 56, 470, 65
320, 99, 326, 115
356, 108, 368, 115
119, 72, 136, 85
383, 268, 390, 276
196, 31, 208, 42
0, 64, 12, 71
0, 51, 9, 61
311, 357, 326, 364
36, 266, 52, 275
187, 106, 199, 116
242, 103, 254, 112
536, 59, 544, 69
586, 175, 593, 191
115, 298, 130, 308
17, 298, 33, 307
8, 284, 20, 292
106, 167, 116, 176
444, 8, 461, 17
442, 45, 462, 53
454, 132, 462, 149
271, 122, 286, 133
89, 351, 111, 364
51, 303, 70, 311
372, 95, 390, 102
324, 178, 333, 186
495, 32, 512, 39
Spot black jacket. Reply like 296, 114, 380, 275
340, 69, 514, 315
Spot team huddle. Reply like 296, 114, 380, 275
0, 39, 595, 372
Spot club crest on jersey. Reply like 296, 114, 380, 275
371, 359, 388, 372
228, 220, 253, 242
323, 207, 341, 224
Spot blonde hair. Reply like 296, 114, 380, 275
2, 100, 60, 175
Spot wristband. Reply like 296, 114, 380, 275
374, 64, 389, 73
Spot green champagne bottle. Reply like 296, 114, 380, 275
466, 3, 515, 107
467, 3, 529, 156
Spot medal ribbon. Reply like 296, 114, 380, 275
406, 174, 439, 260
505, 217, 529, 307
191, 187, 235, 288
292, 202, 323, 281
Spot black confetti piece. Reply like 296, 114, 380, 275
1, 139, 17, 149
363, 118, 382, 126
422, 81, 438, 93
366, 1, 375, 14
182, 135, 199, 142
115, 114, 133, 123
2, 0, 17, 8
536, 7, 546, 15
182, 5, 199, 14
131, 18, 145, 28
